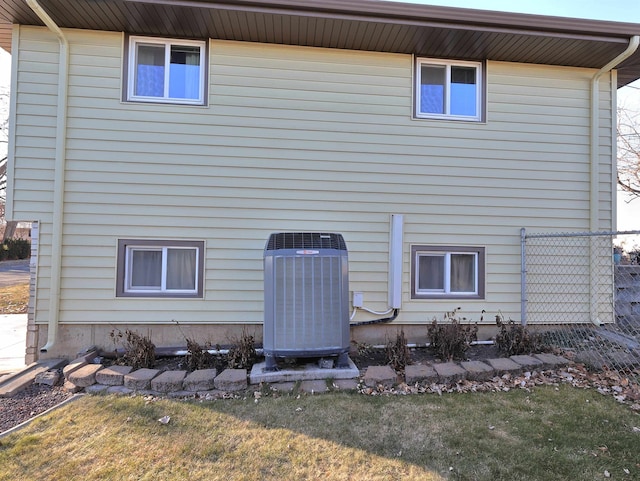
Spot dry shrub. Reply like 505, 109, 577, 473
495, 314, 549, 356
227, 329, 258, 369
110, 329, 156, 369
185, 338, 215, 371
173, 320, 216, 371
427, 309, 478, 361
385, 329, 412, 372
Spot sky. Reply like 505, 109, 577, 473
0, 0, 639, 232
386, 0, 640, 22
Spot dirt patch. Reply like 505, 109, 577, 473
350, 343, 502, 369
142, 343, 504, 374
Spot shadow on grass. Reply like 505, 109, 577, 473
1, 386, 639, 481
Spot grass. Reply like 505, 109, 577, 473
0, 282, 28, 314
1, 385, 639, 480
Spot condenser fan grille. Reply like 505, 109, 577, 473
272, 255, 343, 350
266, 232, 347, 251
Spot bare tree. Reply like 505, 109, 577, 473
0, 84, 16, 240
0, 109, 7, 196
618, 90, 640, 200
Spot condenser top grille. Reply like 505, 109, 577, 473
266, 232, 346, 251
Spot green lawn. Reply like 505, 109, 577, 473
1, 385, 639, 480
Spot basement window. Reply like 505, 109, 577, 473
411, 245, 485, 299
116, 239, 204, 298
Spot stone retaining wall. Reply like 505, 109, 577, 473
58, 351, 572, 397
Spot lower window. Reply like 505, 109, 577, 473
411, 245, 485, 299
116, 239, 204, 298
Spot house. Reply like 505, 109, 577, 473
1, 0, 640, 363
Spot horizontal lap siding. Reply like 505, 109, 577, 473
490, 64, 613, 325
11, 29, 613, 326
10, 28, 58, 219
402, 62, 599, 322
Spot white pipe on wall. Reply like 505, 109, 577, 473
388, 214, 404, 309
26, 0, 70, 353
588, 36, 639, 325
590, 35, 639, 232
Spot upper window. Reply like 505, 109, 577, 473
415, 58, 482, 121
411, 245, 485, 299
116, 239, 205, 298
127, 36, 206, 105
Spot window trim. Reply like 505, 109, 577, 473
126, 35, 207, 105
414, 57, 483, 122
410, 245, 485, 299
116, 239, 205, 298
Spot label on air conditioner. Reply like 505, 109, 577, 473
296, 250, 320, 255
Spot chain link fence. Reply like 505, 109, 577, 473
522, 229, 640, 379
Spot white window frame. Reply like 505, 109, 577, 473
127, 36, 206, 105
415, 58, 483, 122
411, 245, 485, 299
116, 239, 205, 298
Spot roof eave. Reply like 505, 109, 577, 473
1, 0, 639, 87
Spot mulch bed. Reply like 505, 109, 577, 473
0, 384, 74, 434
350, 343, 502, 369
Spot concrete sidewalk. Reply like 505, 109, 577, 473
0, 314, 28, 375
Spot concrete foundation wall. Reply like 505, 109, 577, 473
33, 322, 507, 361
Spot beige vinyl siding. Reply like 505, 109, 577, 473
8, 27, 59, 222
10, 27, 615, 327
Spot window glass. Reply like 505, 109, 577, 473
450, 253, 476, 292
130, 249, 162, 289
169, 45, 201, 100
420, 65, 446, 114
166, 248, 197, 290
135, 44, 165, 97
418, 254, 445, 291
450, 66, 477, 117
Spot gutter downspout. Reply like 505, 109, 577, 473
589, 35, 639, 325
590, 36, 639, 232
26, 0, 69, 353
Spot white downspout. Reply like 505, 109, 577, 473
590, 36, 639, 231
26, 0, 69, 353
589, 36, 639, 325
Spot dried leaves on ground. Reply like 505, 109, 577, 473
359, 363, 640, 412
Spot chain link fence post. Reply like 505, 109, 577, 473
521, 227, 527, 326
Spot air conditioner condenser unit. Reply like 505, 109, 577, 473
263, 232, 350, 371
